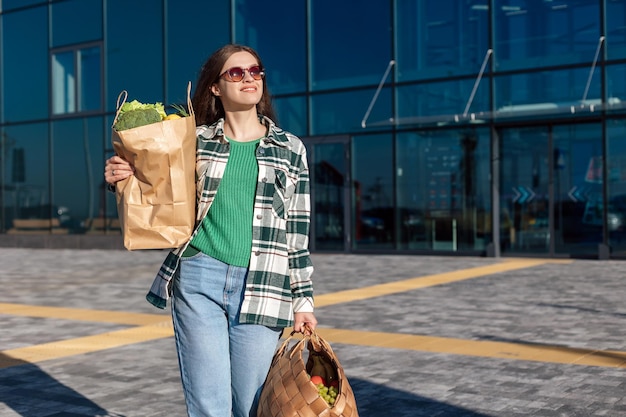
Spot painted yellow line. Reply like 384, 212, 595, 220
0, 321, 173, 369
4, 323, 623, 370
315, 259, 564, 307
2, 322, 623, 370
0, 302, 168, 326
6, 259, 617, 371
313, 328, 626, 368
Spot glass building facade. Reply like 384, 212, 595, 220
1, 0, 626, 259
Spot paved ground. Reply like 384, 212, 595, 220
0, 248, 625, 417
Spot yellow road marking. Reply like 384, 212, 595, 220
0, 321, 172, 369
6, 258, 621, 371
0, 302, 168, 325
315, 259, 564, 307
313, 328, 626, 368
2, 322, 624, 370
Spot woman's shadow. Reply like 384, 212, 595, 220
0, 353, 123, 417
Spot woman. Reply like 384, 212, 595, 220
104, 44, 317, 417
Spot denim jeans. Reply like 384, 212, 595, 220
171, 252, 282, 417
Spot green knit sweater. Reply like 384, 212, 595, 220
184, 137, 260, 266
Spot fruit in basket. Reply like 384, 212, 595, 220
307, 345, 337, 385
310, 375, 325, 386
315, 383, 338, 406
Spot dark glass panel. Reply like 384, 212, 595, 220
494, 0, 600, 71
1, 123, 50, 233
396, 129, 490, 251
106, 0, 164, 110
353, 134, 393, 249
234, 0, 306, 95
2, 7, 48, 122
494, 67, 601, 120
607, 119, 626, 254
51, 0, 102, 47
2, 0, 43, 11
396, 0, 490, 81
311, 88, 391, 135
51, 117, 106, 234
165, 0, 229, 104
79, 46, 102, 112
310, 0, 391, 90
273, 96, 307, 137
606, 64, 626, 114
607, 0, 626, 60
396, 77, 489, 124
312, 141, 347, 251
553, 123, 603, 256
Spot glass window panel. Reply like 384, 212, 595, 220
51, 51, 76, 115
52, 117, 106, 234
106, 0, 164, 110
396, 129, 490, 251
51, 0, 102, 47
494, 67, 601, 119
2, 0, 43, 10
310, 0, 391, 91
1, 123, 50, 233
494, 0, 600, 71
166, 1, 229, 103
353, 134, 393, 249
2, 7, 48, 122
606, 64, 626, 114
606, 0, 626, 60
311, 88, 391, 135
396, 0, 490, 81
273, 96, 307, 137
397, 77, 489, 123
553, 123, 603, 256
234, 0, 306, 95
311, 141, 347, 251
79, 46, 102, 112
607, 119, 626, 252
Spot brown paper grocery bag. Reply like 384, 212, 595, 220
111, 82, 196, 250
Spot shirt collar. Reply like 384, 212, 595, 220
200, 115, 291, 148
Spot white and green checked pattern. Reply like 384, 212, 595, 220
146, 116, 314, 327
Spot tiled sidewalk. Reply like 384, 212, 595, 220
0, 248, 625, 416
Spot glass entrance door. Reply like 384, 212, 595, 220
307, 137, 350, 252
499, 123, 603, 257
500, 127, 551, 254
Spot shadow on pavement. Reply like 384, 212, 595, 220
350, 377, 491, 417
0, 353, 122, 417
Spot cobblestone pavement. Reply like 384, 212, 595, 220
0, 248, 625, 416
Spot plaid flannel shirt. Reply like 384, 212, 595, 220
146, 116, 314, 328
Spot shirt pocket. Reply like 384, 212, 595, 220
272, 169, 295, 219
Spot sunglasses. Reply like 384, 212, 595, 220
219, 65, 265, 82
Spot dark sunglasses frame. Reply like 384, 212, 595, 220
219, 65, 265, 82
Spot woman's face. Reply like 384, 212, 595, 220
211, 51, 264, 111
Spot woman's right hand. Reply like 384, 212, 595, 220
104, 155, 135, 185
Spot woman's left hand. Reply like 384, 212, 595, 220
293, 312, 317, 335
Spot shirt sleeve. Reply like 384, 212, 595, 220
287, 141, 315, 310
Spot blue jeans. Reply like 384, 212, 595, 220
171, 252, 282, 417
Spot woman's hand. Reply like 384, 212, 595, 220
104, 155, 134, 185
293, 312, 317, 335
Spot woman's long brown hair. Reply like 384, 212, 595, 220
191, 44, 278, 126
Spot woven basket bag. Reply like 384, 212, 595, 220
257, 329, 359, 417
